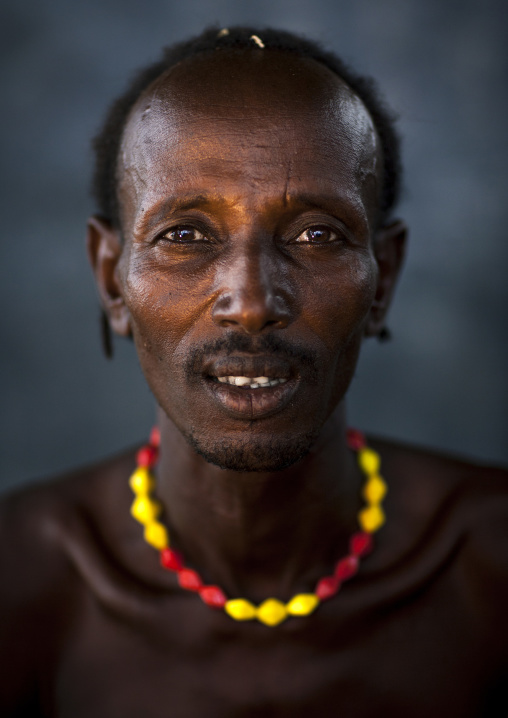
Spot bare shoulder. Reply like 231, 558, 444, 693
0, 448, 137, 580
370, 435, 508, 586
371, 433, 508, 503
0, 448, 137, 714
372, 433, 508, 486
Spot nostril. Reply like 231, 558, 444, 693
211, 290, 291, 333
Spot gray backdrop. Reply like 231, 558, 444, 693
1, 0, 507, 494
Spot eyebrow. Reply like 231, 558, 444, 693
283, 192, 367, 229
285, 193, 347, 213
137, 194, 227, 231
136, 190, 365, 233
170, 194, 211, 211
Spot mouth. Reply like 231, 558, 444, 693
215, 375, 288, 389
201, 355, 300, 419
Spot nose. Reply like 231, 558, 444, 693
211, 245, 292, 334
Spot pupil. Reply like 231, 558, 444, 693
310, 228, 327, 241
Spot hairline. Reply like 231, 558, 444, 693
91, 27, 401, 229
117, 48, 385, 233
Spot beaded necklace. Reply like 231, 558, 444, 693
129, 427, 386, 626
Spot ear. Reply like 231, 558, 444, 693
86, 216, 131, 337
365, 219, 408, 337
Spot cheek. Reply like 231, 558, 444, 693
119, 250, 210, 368
310, 255, 377, 414
301, 252, 377, 352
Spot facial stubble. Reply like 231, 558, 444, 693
175, 333, 323, 472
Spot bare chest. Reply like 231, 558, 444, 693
50, 585, 501, 718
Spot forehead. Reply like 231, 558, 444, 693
118, 50, 381, 228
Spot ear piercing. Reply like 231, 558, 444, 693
378, 327, 392, 342
100, 309, 114, 359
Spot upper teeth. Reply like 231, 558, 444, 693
217, 376, 287, 388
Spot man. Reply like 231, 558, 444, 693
1, 27, 507, 717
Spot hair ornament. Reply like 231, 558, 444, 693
250, 34, 265, 48
217, 28, 230, 38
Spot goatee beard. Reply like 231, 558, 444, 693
183, 428, 320, 472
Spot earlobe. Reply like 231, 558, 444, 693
86, 216, 132, 337
365, 219, 408, 338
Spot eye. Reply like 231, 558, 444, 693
294, 226, 341, 244
161, 226, 207, 243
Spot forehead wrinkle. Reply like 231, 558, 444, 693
123, 114, 374, 182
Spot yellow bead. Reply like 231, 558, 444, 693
130, 496, 161, 525
358, 447, 381, 476
225, 599, 257, 621
144, 520, 169, 549
256, 599, 288, 626
286, 593, 320, 616
129, 467, 155, 495
362, 475, 387, 504
359, 504, 385, 533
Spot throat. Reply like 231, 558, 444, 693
148, 409, 364, 600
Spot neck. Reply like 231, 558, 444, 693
154, 404, 363, 600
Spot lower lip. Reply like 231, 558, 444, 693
205, 378, 299, 419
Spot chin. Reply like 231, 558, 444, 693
183, 429, 319, 472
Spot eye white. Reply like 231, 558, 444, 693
295, 227, 338, 243
163, 227, 206, 242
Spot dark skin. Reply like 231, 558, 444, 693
1, 50, 507, 717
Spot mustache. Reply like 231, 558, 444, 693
186, 333, 319, 380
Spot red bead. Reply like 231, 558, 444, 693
160, 548, 183, 571
315, 575, 340, 601
178, 568, 203, 592
150, 426, 161, 448
346, 428, 366, 451
136, 445, 159, 468
350, 531, 373, 557
199, 585, 227, 608
335, 555, 359, 581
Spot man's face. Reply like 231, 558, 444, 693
114, 51, 384, 471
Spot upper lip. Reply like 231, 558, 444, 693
202, 355, 295, 380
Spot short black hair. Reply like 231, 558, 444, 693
92, 26, 402, 228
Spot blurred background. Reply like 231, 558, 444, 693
1, 0, 507, 494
